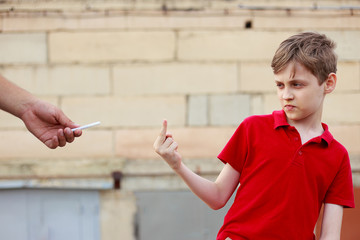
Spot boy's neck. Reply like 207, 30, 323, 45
286, 111, 324, 144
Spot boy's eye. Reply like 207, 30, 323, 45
276, 83, 284, 88
292, 83, 303, 87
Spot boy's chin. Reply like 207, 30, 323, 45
284, 111, 303, 122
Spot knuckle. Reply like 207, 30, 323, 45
154, 147, 161, 154
161, 149, 171, 157
157, 148, 166, 156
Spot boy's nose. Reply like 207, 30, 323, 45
282, 88, 294, 100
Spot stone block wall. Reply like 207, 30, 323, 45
0, 1, 359, 239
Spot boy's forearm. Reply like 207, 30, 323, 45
0, 75, 37, 118
154, 120, 233, 210
174, 162, 225, 210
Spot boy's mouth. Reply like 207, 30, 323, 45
284, 104, 295, 111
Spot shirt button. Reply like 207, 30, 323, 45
294, 137, 299, 141
298, 151, 303, 155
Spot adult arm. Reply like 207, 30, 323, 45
154, 120, 240, 210
319, 203, 343, 240
0, 75, 81, 149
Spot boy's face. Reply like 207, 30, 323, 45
274, 61, 328, 125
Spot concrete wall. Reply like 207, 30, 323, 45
0, 0, 359, 239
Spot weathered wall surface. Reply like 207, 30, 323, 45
0, 1, 359, 239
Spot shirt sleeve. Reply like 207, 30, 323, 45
324, 152, 355, 208
217, 119, 249, 174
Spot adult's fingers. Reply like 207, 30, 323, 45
45, 136, 58, 149
57, 129, 67, 147
64, 127, 75, 143
72, 129, 82, 137
55, 108, 75, 128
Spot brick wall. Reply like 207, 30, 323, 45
0, 1, 359, 239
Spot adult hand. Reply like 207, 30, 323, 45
153, 120, 182, 170
20, 100, 82, 149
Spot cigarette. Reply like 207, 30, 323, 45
71, 121, 101, 132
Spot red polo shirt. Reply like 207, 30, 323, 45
217, 110, 355, 240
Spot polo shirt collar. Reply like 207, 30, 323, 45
272, 110, 333, 146
273, 110, 289, 129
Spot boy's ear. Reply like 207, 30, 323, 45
324, 73, 337, 94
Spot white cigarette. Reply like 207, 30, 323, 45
71, 121, 101, 132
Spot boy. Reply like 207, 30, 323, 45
154, 32, 354, 240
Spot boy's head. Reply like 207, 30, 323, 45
271, 32, 337, 85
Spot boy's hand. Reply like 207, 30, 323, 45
153, 120, 182, 170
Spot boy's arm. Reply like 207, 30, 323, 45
319, 203, 343, 240
154, 120, 240, 210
